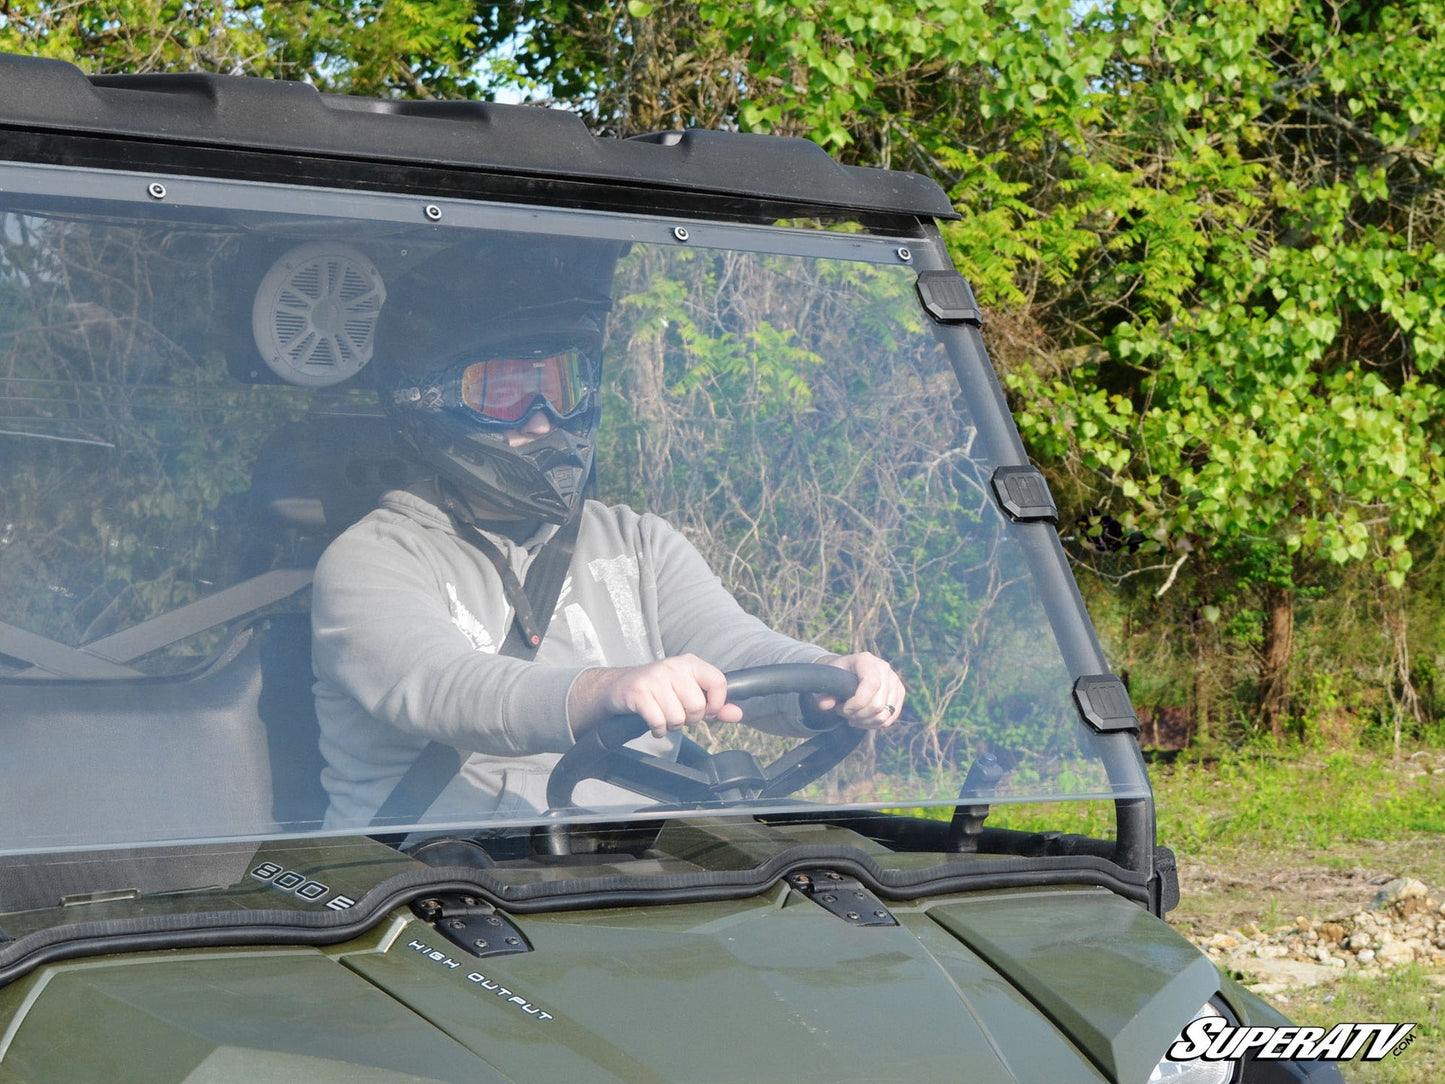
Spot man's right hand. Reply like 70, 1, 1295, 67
568, 655, 745, 738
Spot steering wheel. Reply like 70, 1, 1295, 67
545, 663, 863, 812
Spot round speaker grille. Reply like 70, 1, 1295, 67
251, 243, 386, 386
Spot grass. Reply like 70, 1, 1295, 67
1266, 967, 1444, 1084
984, 743, 1445, 852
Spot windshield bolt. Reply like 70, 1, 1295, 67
473, 938, 489, 950
461, 895, 478, 906
821, 893, 837, 903
825, 872, 842, 880
146, 182, 167, 200
673, 226, 690, 242
486, 915, 503, 926
845, 911, 860, 921
424, 203, 442, 221
896, 246, 912, 262
449, 919, 466, 930
873, 910, 888, 919
505, 937, 520, 946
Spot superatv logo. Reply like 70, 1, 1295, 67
1168, 1017, 1417, 1062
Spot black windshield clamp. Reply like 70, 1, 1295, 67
411, 892, 532, 959
1073, 674, 1140, 733
915, 270, 982, 325
991, 465, 1058, 524
787, 871, 897, 926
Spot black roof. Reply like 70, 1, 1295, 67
0, 53, 956, 220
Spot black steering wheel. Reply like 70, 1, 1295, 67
545, 663, 863, 812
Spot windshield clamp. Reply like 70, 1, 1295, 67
990, 466, 1058, 524
1073, 674, 1140, 733
915, 270, 982, 326
411, 893, 533, 959
786, 871, 898, 926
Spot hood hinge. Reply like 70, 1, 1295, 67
787, 871, 898, 926
411, 892, 532, 959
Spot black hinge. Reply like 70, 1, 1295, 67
1072, 674, 1140, 733
787, 871, 897, 926
411, 892, 532, 958
990, 465, 1058, 524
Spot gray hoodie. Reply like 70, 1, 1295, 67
312, 487, 828, 828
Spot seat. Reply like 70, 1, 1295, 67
0, 413, 405, 856
249, 413, 409, 828
1, 627, 279, 853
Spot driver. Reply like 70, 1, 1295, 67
310, 235, 906, 829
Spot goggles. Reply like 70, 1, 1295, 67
456, 349, 595, 427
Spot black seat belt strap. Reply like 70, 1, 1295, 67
460, 514, 580, 655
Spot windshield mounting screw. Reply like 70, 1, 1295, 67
873, 910, 888, 919
896, 247, 912, 262
449, 919, 467, 930
424, 204, 442, 221
146, 182, 167, 200
845, 911, 860, 921
473, 938, 489, 950
672, 226, 690, 242
505, 936, 521, 946
821, 893, 837, 903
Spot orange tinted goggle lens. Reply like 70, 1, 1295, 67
459, 353, 589, 423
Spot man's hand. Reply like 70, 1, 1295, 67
568, 655, 744, 738
808, 652, 906, 730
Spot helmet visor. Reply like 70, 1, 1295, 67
459, 349, 594, 426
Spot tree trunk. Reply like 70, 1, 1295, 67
1257, 585, 1294, 739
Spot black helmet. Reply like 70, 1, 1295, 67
375, 235, 622, 524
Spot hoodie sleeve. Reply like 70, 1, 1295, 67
311, 514, 580, 756
639, 512, 832, 736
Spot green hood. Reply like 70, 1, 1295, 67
0, 885, 1215, 1084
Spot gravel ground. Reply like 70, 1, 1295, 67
1182, 876, 1445, 997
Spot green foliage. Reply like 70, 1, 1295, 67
595, 244, 1110, 797
19, 0, 1445, 742
0, 212, 308, 662
0, 1, 483, 95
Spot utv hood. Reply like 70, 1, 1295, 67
0, 885, 1216, 1084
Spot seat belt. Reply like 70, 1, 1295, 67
369, 513, 581, 828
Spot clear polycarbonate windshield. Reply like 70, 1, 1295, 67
0, 161, 1148, 858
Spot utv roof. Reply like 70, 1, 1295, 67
0, 53, 957, 221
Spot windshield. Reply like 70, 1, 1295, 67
0, 161, 1148, 859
